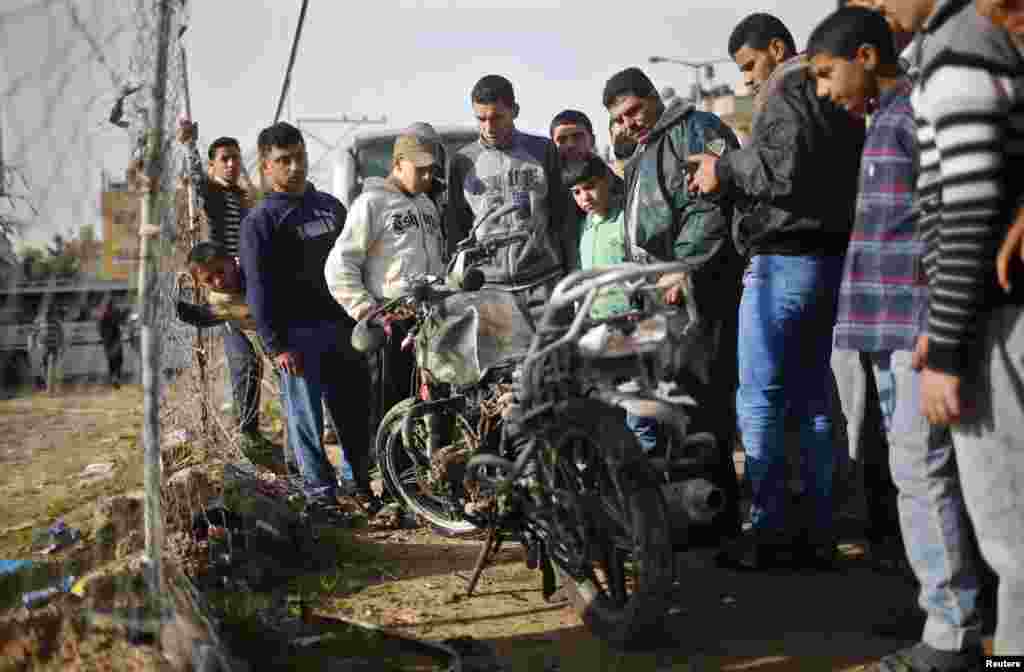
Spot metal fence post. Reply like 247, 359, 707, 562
138, 0, 174, 597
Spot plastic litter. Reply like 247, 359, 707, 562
22, 574, 77, 609
36, 518, 81, 555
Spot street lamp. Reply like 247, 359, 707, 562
648, 56, 734, 107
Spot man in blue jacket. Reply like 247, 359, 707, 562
240, 121, 375, 524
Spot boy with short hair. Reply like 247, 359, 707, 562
566, 154, 656, 453
177, 241, 286, 473
809, 6, 987, 669
325, 128, 445, 420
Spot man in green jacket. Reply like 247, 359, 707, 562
603, 66, 745, 541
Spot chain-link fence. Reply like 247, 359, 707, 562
0, 3, 291, 669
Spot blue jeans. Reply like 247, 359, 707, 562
873, 350, 983, 652
278, 321, 371, 502
223, 325, 261, 434
625, 412, 658, 454
737, 254, 843, 540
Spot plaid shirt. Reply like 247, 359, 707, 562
833, 79, 925, 353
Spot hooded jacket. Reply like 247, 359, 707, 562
325, 176, 445, 322
239, 184, 350, 358
714, 55, 866, 257
447, 130, 566, 288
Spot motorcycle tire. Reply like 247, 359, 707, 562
545, 398, 675, 650
375, 398, 481, 538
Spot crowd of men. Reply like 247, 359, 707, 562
176, 0, 1023, 665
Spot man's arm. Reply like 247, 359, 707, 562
324, 196, 378, 322
446, 153, 475, 255
921, 62, 1010, 377
673, 114, 741, 264
238, 209, 286, 357
542, 141, 571, 274
713, 90, 804, 203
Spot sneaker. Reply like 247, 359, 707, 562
302, 499, 353, 527
872, 643, 983, 672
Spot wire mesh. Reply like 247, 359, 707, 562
0, 2, 285, 668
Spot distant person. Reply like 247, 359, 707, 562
325, 128, 445, 423
30, 309, 65, 395
95, 299, 126, 388
447, 74, 567, 324
241, 121, 377, 523
550, 109, 624, 271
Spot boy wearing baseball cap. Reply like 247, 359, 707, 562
325, 126, 445, 416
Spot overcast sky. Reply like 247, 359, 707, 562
2, 0, 829, 250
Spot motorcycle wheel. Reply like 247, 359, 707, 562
376, 398, 481, 538
545, 398, 675, 650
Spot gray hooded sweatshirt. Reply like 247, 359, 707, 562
325, 176, 444, 321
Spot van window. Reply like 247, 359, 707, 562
355, 139, 394, 182
355, 132, 479, 183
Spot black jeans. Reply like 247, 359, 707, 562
375, 321, 417, 423
223, 325, 262, 434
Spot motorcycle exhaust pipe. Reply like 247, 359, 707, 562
661, 478, 726, 526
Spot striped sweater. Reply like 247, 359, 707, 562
911, 0, 1024, 376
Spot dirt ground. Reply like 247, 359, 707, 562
0, 383, 996, 671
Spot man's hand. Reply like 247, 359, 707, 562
686, 153, 720, 195
274, 351, 303, 377
920, 367, 962, 426
176, 118, 197, 145
996, 206, 1024, 292
657, 271, 689, 306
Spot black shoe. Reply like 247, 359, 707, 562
793, 540, 839, 572
872, 642, 983, 672
302, 500, 353, 527
714, 531, 798, 571
353, 489, 384, 517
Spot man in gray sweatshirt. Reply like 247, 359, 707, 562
447, 75, 567, 325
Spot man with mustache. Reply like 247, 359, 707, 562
602, 65, 745, 546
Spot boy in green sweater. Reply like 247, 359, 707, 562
567, 155, 657, 453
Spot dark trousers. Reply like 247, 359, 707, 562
223, 325, 262, 434
677, 309, 742, 538
103, 340, 123, 383
279, 321, 372, 500
375, 321, 417, 423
